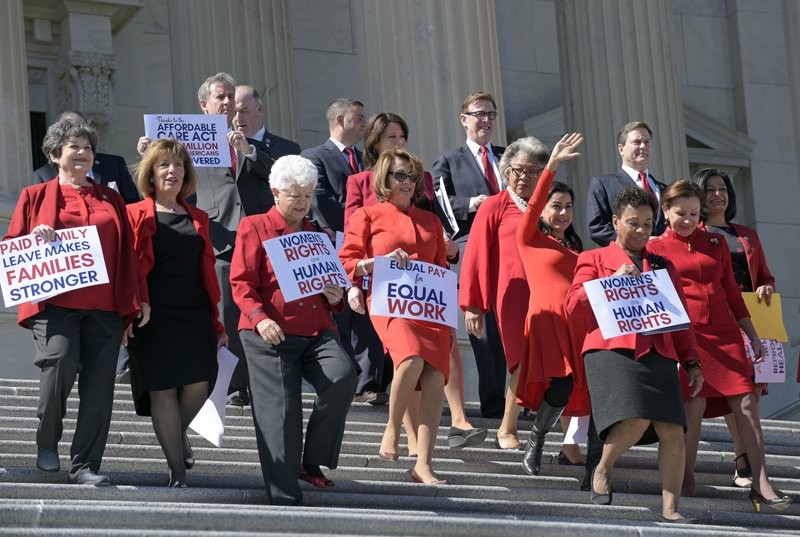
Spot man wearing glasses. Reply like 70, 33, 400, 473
431, 92, 507, 419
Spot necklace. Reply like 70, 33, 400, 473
156, 199, 180, 212
506, 187, 528, 212
552, 235, 574, 251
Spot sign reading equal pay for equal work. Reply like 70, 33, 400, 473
582, 268, 691, 340
0, 226, 109, 307
370, 257, 458, 328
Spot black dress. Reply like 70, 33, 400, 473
129, 212, 218, 416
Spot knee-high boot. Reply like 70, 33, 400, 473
522, 400, 566, 476
580, 414, 603, 491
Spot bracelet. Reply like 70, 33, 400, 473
358, 260, 368, 274
683, 360, 702, 371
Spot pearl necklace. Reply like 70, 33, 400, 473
506, 187, 528, 213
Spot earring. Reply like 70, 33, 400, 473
274, 197, 279, 204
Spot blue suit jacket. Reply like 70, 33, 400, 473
301, 139, 362, 233
430, 143, 504, 241
586, 168, 667, 247
31, 153, 141, 204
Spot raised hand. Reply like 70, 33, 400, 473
546, 132, 584, 172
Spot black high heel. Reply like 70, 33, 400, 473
732, 453, 752, 487
589, 467, 612, 505
749, 488, 793, 512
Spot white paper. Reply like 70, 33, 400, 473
0, 226, 109, 307
143, 114, 231, 167
262, 231, 351, 302
435, 179, 459, 235
744, 337, 786, 383
582, 269, 691, 340
369, 256, 458, 328
189, 346, 239, 447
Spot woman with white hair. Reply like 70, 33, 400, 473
230, 155, 357, 506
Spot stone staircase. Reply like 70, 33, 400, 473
0, 378, 798, 536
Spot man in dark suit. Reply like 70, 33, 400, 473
301, 99, 387, 405
431, 92, 507, 419
32, 111, 140, 204
586, 121, 667, 247
234, 84, 301, 213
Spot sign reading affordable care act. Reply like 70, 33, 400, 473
262, 231, 351, 302
143, 114, 231, 167
370, 257, 458, 329
0, 226, 110, 307
582, 268, 690, 340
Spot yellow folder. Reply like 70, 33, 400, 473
742, 292, 788, 342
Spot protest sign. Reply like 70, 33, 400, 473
0, 226, 109, 307
582, 268, 690, 340
370, 257, 458, 328
262, 231, 350, 302
143, 114, 231, 167
744, 336, 786, 383
189, 346, 239, 447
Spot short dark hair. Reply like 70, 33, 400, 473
538, 181, 583, 252
325, 98, 364, 124
691, 167, 737, 222
363, 112, 409, 170
612, 186, 657, 217
616, 121, 652, 145
42, 118, 98, 166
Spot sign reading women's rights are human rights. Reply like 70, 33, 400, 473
582, 269, 690, 340
143, 114, 231, 167
0, 226, 109, 307
370, 257, 458, 329
262, 232, 351, 302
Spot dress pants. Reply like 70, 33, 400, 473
351, 308, 387, 394
468, 309, 507, 418
241, 329, 357, 505
215, 253, 247, 398
29, 305, 124, 479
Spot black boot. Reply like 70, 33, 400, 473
580, 414, 603, 491
522, 400, 565, 476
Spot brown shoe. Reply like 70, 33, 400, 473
353, 390, 389, 405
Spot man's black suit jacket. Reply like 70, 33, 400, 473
31, 153, 141, 204
247, 129, 302, 212
430, 143, 505, 241
301, 139, 362, 233
586, 168, 667, 247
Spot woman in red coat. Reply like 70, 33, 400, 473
125, 139, 227, 487
513, 133, 591, 475
692, 168, 776, 487
3, 118, 144, 486
340, 148, 451, 484
648, 180, 791, 512
566, 187, 703, 523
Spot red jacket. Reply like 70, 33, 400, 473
344, 170, 436, 231
126, 197, 224, 335
3, 179, 142, 327
565, 241, 700, 364
699, 221, 775, 291
230, 208, 343, 335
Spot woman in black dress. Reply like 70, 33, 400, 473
126, 139, 227, 487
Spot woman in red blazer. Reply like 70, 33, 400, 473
3, 118, 144, 486
565, 187, 703, 523
125, 139, 227, 487
692, 168, 776, 487
648, 180, 791, 512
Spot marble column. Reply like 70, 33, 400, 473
360, 0, 506, 165
167, 0, 299, 139
0, 0, 32, 199
557, 0, 688, 214
784, 0, 800, 168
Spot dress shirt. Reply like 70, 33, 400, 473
621, 164, 660, 205
329, 137, 360, 171
465, 139, 502, 211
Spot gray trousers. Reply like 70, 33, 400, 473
29, 305, 124, 479
215, 254, 247, 396
241, 329, 357, 505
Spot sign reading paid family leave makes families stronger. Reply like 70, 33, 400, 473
143, 114, 231, 168
262, 232, 351, 302
370, 257, 458, 329
0, 226, 109, 308
583, 269, 691, 340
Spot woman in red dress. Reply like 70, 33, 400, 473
648, 180, 791, 512
513, 133, 591, 475
340, 148, 451, 484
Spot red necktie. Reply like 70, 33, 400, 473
344, 147, 359, 175
639, 171, 653, 194
480, 146, 499, 195
229, 145, 238, 177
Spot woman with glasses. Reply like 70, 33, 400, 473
340, 148, 451, 484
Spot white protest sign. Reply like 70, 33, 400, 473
435, 179, 459, 235
262, 231, 351, 302
144, 114, 231, 167
0, 226, 109, 307
582, 268, 690, 340
370, 256, 458, 328
189, 346, 239, 447
744, 337, 786, 383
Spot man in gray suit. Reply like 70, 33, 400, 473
431, 91, 507, 419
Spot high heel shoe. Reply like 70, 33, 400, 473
409, 469, 447, 485
378, 450, 399, 461
557, 450, 584, 466
749, 488, 793, 512
182, 433, 195, 470
494, 433, 521, 450
299, 466, 335, 488
589, 467, 612, 505
731, 453, 752, 487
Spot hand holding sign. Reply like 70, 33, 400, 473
386, 248, 412, 269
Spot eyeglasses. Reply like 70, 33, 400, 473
463, 111, 498, 121
389, 171, 418, 183
510, 167, 543, 178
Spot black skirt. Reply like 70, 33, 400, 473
584, 349, 686, 445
